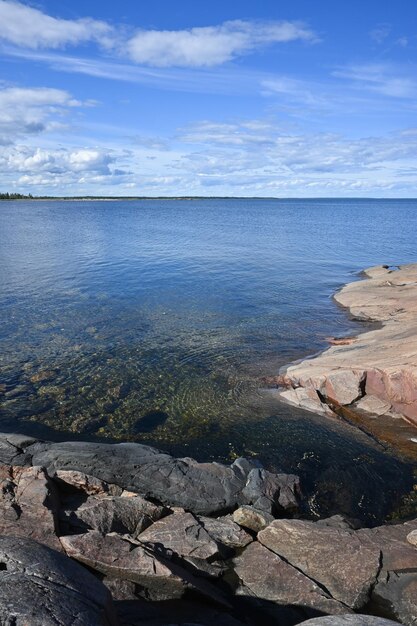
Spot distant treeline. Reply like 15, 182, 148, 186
0, 192, 34, 199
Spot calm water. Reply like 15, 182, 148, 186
1, 198, 417, 524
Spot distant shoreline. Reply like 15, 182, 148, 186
1, 196, 417, 202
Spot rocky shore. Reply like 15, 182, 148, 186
274, 264, 417, 455
0, 432, 416, 625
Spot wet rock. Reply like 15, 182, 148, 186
61, 493, 168, 536
233, 541, 348, 617
198, 515, 253, 549
232, 505, 274, 532
0, 536, 117, 625
299, 617, 400, 625
0, 464, 61, 550
61, 530, 229, 606
137, 511, 222, 560
258, 519, 381, 609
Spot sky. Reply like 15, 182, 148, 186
0, 0, 417, 197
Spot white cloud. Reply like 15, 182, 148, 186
126, 20, 317, 67
0, 86, 81, 144
0, 1, 112, 49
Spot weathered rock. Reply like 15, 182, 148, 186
0, 536, 117, 625
241, 468, 301, 514
0, 464, 61, 550
53, 469, 124, 496
233, 541, 348, 616
232, 505, 274, 532
61, 493, 168, 536
198, 515, 253, 549
299, 616, 400, 625
137, 511, 221, 560
26, 440, 300, 516
258, 519, 381, 609
61, 530, 229, 606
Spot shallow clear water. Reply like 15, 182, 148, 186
1, 198, 417, 523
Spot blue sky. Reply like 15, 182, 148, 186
0, 0, 416, 197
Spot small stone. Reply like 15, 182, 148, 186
137, 511, 221, 560
232, 506, 274, 532
407, 529, 417, 547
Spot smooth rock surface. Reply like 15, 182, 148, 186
278, 263, 417, 426
0, 536, 117, 625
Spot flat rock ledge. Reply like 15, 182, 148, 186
0, 432, 416, 625
274, 263, 417, 435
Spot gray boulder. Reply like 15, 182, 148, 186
27, 441, 301, 515
0, 536, 117, 625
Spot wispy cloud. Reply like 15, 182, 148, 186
333, 63, 417, 98
126, 20, 317, 67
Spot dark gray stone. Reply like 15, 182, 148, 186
0, 433, 37, 466
0, 536, 117, 625
28, 440, 301, 515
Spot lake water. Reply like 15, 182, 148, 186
1, 198, 417, 524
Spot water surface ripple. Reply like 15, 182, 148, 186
1, 198, 417, 524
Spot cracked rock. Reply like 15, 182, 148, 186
0, 464, 61, 550
258, 519, 381, 609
